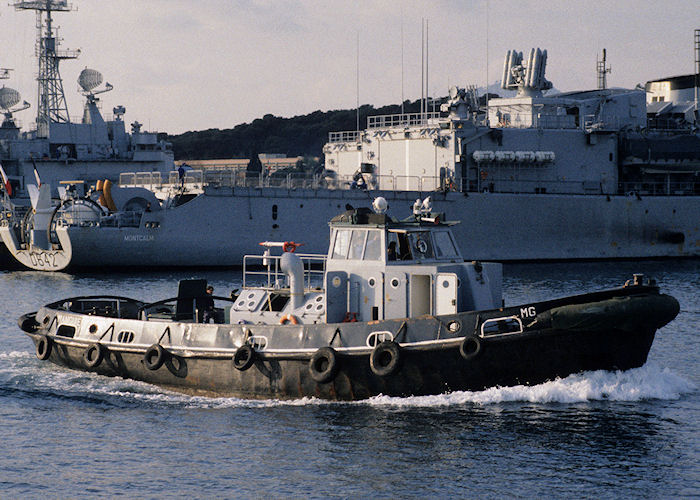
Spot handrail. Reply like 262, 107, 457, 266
243, 253, 326, 291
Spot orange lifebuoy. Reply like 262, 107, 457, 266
283, 241, 300, 253
280, 314, 299, 325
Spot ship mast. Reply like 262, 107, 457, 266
694, 29, 699, 118
596, 48, 611, 90
13, 0, 80, 137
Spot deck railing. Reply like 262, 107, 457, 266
115, 170, 700, 197
242, 253, 327, 291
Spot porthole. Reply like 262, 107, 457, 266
88, 324, 98, 334
247, 293, 255, 299
447, 321, 461, 333
315, 304, 324, 311
390, 278, 400, 288
442, 280, 450, 288
315, 296, 323, 302
305, 303, 313, 310
368, 277, 376, 288
332, 276, 342, 288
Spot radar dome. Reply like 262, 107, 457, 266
78, 68, 103, 92
372, 197, 388, 214
0, 87, 21, 110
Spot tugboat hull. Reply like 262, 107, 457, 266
20, 289, 678, 400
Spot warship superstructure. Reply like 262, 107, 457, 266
2, 32, 700, 270
0, 1, 173, 265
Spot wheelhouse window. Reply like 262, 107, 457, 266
364, 230, 381, 261
407, 231, 434, 259
348, 230, 367, 260
433, 231, 458, 258
332, 229, 381, 261
332, 229, 351, 259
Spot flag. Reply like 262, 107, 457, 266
0, 162, 12, 197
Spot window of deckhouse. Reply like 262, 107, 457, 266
364, 230, 381, 260
348, 230, 367, 260
332, 229, 351, 259
433, 231, 458, 258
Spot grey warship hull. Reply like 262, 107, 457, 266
62, 188, 698, 268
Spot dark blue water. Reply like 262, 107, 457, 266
1, 261, 698, 498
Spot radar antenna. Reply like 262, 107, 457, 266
0, 87, 31, 126
13, 1, 80, 136
78, 67, 113, 102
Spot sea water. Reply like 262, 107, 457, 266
0, 260, 697, 498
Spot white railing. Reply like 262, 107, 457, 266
116, 169, 466, 194
242, 253, 327, 291
367, 112, 441, 129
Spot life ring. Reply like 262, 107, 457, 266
480, 170, 488, 180
143, 344, 167, 371
459, 335, 482, 360
370, 341, 401, 377
36, 335, 52, 361
282, 241, 300, 253
280, 314, 299, 325
233, 344, 256, 371
308, 347, 339, 383
84, 343, 105, 369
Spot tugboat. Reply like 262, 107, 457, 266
18, 198, 680, 400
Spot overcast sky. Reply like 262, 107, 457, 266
1, 0, 698, 134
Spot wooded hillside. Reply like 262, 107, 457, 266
167, 100, 424, 161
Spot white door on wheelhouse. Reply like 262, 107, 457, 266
435, 273, 458, 315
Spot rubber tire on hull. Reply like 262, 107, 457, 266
84, 343, 105, 369
36, 335, 52, 361
459, 335, 482, 360
144, 344, 167, 371
370, 341, 401, 377
308, 347, 339, 383
233, 345, 255, 371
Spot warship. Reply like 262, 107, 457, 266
2, 32, 700, 270
0, 1, 174, 266
17, 199, 680, 399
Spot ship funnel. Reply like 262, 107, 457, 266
281, 252, 304, 310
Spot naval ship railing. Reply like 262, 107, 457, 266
242, 253, 327, 291
618, 181, 700, 196
114, 168, 700, 197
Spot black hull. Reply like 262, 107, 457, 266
27, 325, 657, 400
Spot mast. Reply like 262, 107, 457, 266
13, 0, 80, 137
695, 29, 699, 118
597, 48, 611, 90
